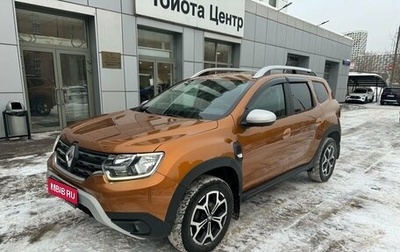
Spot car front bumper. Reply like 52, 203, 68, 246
47, 153, 175, 239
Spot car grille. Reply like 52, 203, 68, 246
55, 140, 108, 179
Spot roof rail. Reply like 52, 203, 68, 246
253, 65, 316, 78
191, 68, 256, 78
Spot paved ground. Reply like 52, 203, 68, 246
0, 131, 58, 160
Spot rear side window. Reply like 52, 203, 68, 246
313, 81, 329, 103
290, 82, 313, 113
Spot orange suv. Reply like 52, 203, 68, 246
47, 66, 341, 252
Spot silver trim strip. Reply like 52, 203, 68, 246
253, 65, 316, 78
191, 68, 256, 78
47, 170, 145, 240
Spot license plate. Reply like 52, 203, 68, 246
387, 95, 395, 97
48, 177, 78, 205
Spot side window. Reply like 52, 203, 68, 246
249, 84, 286, 117
290, 82, 313, 113
313, 81, 329, 103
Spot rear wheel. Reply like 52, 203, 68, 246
308, 137, 337, 182
168, 175, 233, 252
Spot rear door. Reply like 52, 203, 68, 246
284, 77, 321, 170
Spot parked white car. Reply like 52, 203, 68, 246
345, 87, 374, 103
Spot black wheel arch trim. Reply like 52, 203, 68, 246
321, 123, 341, 158
165, 157, 243, 225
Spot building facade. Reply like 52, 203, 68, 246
344, 31, 368, 59
259, 0, 289, 11
352, 53, 392, 80
0, 0, 352, 137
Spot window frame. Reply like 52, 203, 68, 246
204, 40, 234, 68
312, 81, 329, 103
288, 81, 315, 114
244, 77, 289, 120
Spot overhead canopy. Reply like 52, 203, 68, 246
348, 72, 387, 87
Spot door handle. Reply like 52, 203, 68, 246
54, 88, 61, 106
283, 128, 292, 140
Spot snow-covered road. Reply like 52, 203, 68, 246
1, 104, 400, 252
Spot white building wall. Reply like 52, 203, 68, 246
0, 0, 352, 138
0, 0, 25, 138
242, 0, 352, 100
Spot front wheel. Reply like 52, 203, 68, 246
168, 175, 233, 252
308, 137, 337, 182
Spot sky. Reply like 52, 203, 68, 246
1, 103, 400, 251
287, 0, 400, 53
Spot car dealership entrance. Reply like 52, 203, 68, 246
17, 8, 93, 132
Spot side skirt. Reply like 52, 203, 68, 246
241, 162, 312, 202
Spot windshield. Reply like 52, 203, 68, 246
141, 77, 252, 120
383, 88, 400, 94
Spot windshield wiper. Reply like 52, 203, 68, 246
162, 113, 185, 118
141, 107, 154, 114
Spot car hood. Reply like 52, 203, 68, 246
60, 110, 217, 153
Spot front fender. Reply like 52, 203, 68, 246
164, 157, 242, 224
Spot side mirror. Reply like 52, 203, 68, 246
242, 109, 277, 127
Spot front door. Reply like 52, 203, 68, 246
139, 60, 174, 102
22, 48, 91, 132
58, 52, 90, 126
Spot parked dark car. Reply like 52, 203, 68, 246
380, 87, 400, 105
27, 77, 56, 116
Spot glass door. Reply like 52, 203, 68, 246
22, 49, 92, 132
58, 52, 90, 125
139, 60, 174, 103
22, 50, 61, 131
139, 61, 155, 102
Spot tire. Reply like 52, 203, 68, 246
308, 137, 337, 182
168, 175, 233, 252
34, 99, 52, 116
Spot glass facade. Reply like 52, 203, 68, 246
204, 40, 233, 68
16, 9, 87, 48
138, 29, 174, 58
16, 8, 91, 132
138, 29, 175, 102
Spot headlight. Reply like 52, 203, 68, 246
102, 152, 164, 181
52, 134, 61, 152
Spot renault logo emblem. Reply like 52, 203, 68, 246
65, 143, 79, 171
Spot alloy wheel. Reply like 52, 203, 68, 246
189, 190, 228, 245
321, 145, 335, 176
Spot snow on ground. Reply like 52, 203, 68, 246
1, 103, 400, 252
